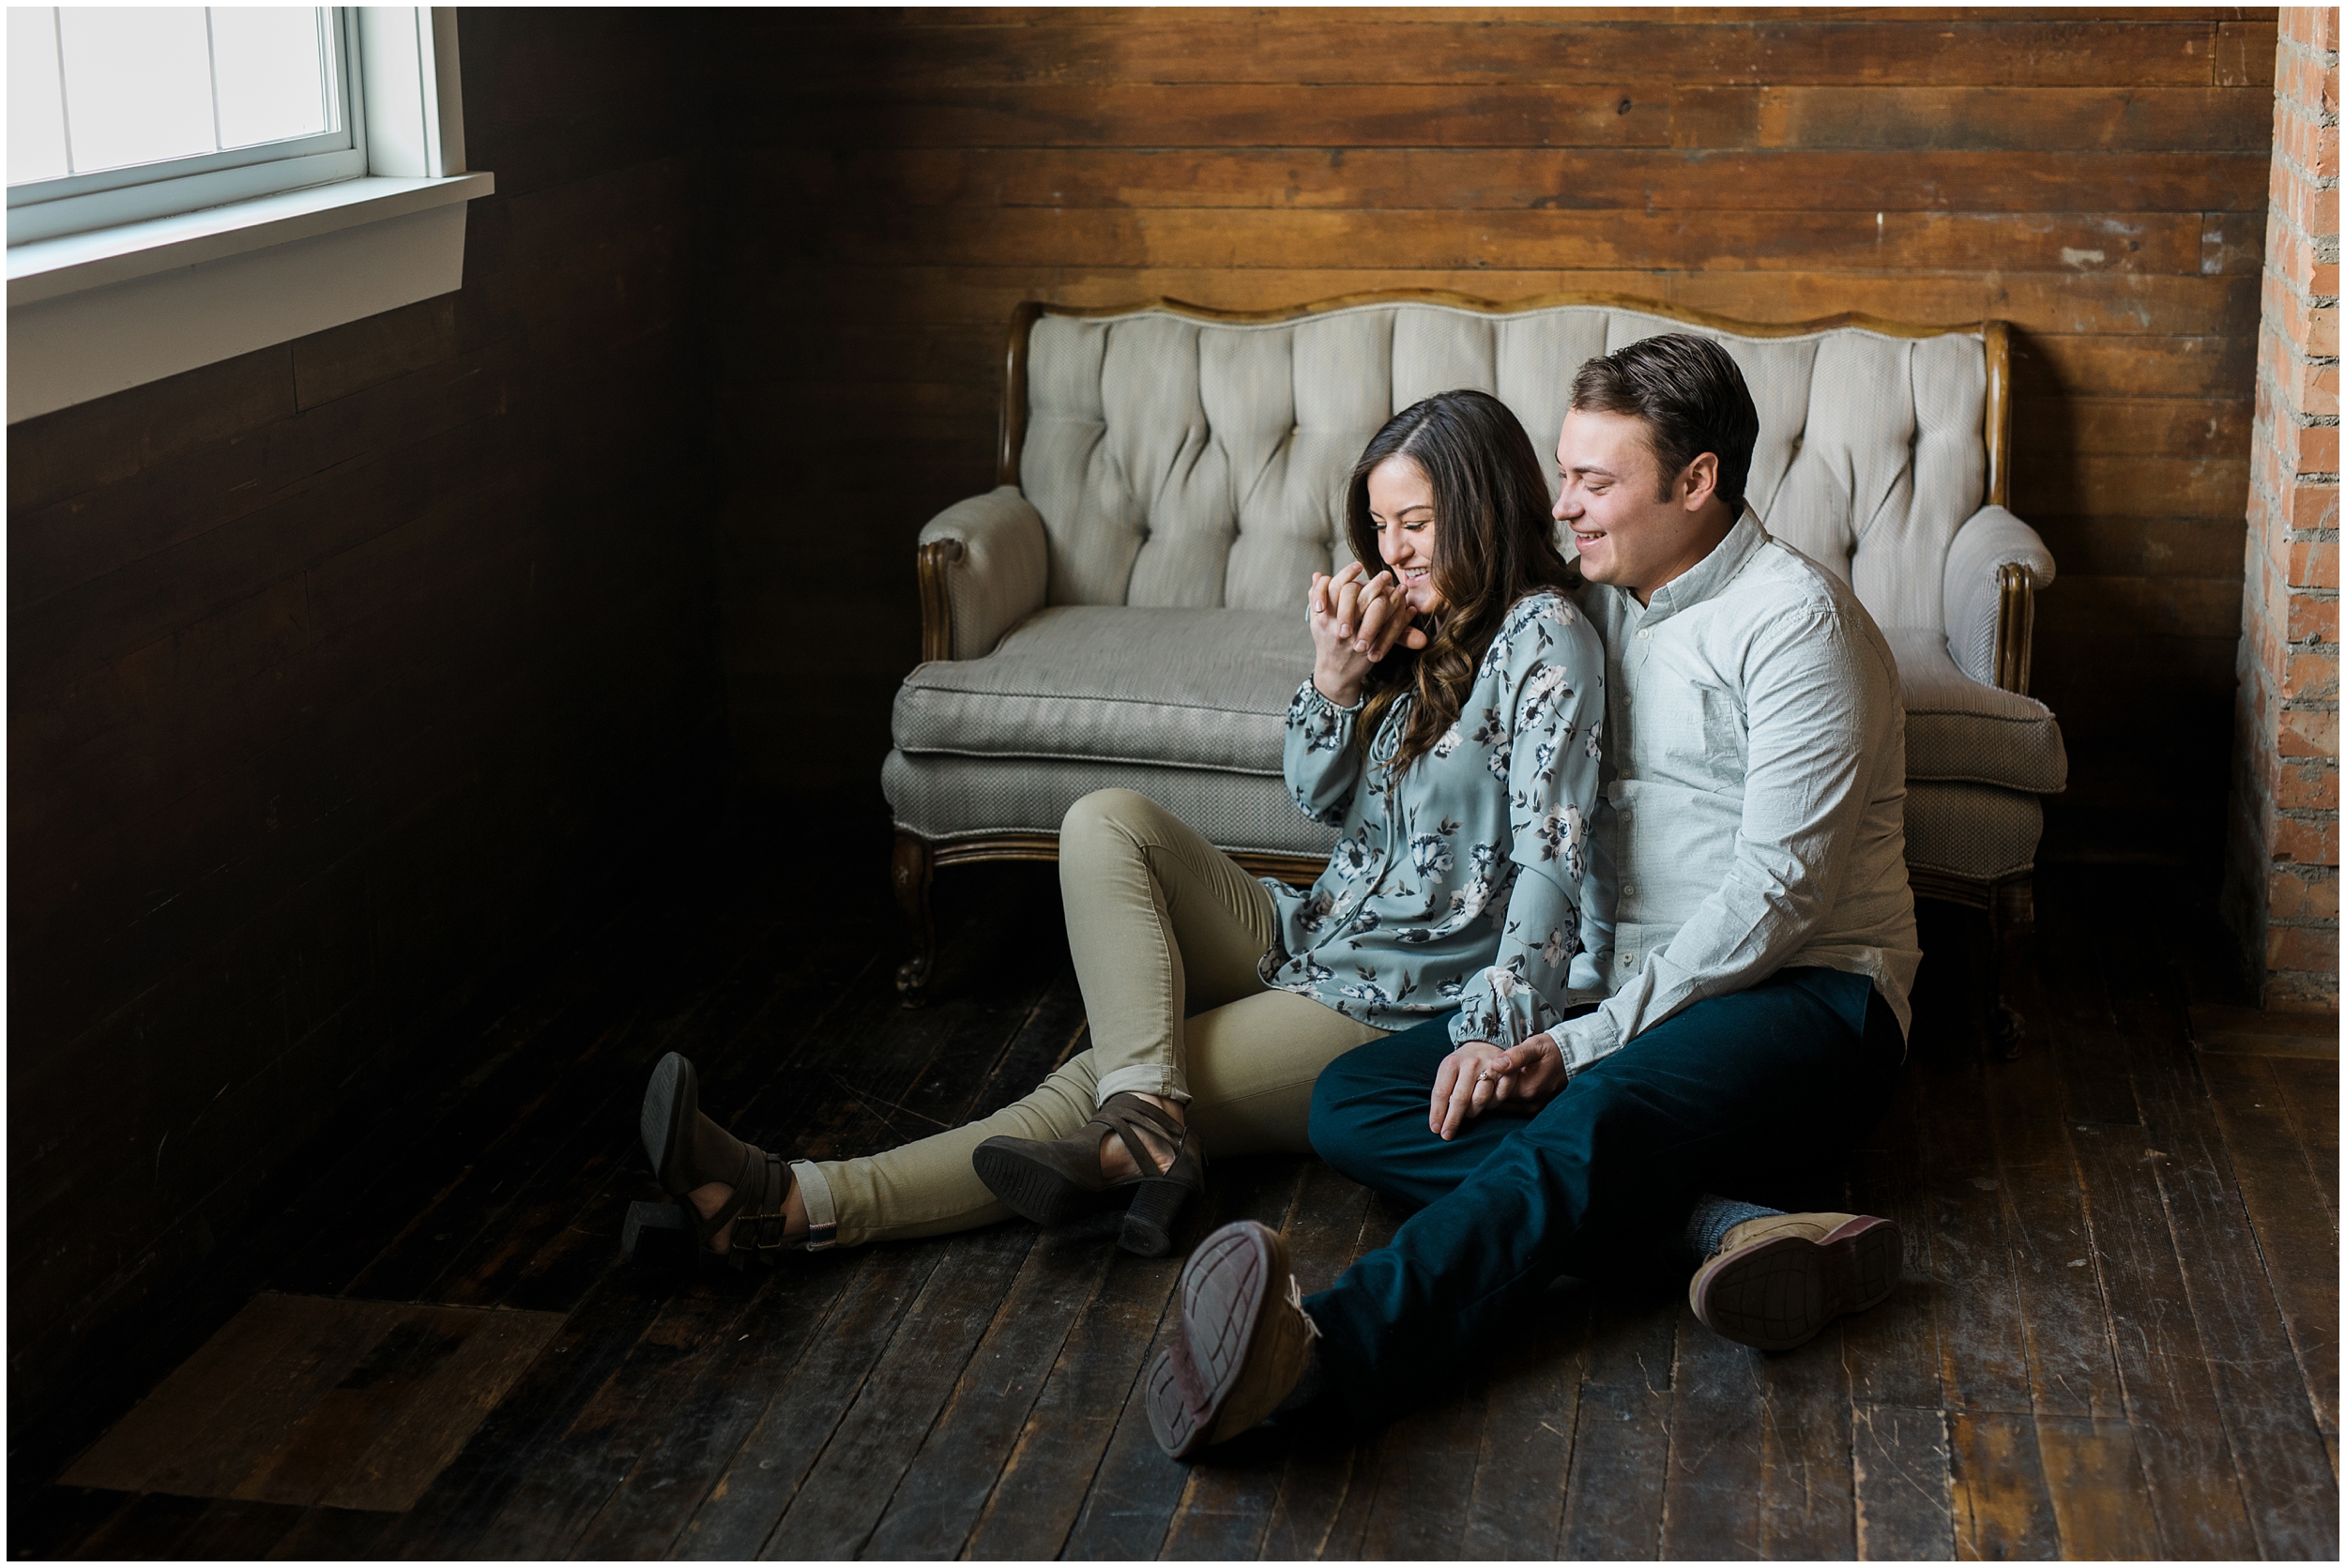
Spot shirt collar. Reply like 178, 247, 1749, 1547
1637, 506, 1767, 626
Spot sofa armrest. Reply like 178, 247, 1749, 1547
916, 486, 1048, 662
1944, 505, 2057, 693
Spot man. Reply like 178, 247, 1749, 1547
1144, 334, 1922, 1457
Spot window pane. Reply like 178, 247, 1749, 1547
8, 8, 69, 186
56, 7, 216, 174
210, 8, 328, 149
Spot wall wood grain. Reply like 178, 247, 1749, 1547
4, 4, 2279, 1444
6, 11, 721, 1424
709, 6, 2274, 865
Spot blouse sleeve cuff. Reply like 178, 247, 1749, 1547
1295, 678, 1364, 716
1446, 966, 1563, 1052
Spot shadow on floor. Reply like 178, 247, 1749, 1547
10, 839, 2338, 1560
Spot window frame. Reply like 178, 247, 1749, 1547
7, 6, 490, 425
8, 8, 370, 247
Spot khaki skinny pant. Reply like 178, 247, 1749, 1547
796, 789, 1386, 1248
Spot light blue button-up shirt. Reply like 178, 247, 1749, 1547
1556, 510, 1921, 1076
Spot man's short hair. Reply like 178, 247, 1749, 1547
1570, 334, 1760, 516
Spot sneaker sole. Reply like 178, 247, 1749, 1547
1145, 1221, 1283, 1459
1691, 1215, 1900, 1351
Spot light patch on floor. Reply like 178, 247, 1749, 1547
61, 1292, 563, 1512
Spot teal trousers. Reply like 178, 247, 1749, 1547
1303, 966, 1905, 1423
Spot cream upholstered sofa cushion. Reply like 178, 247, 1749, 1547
888, 606, 1337, 857
893, 607, 1310, 774
884, 299, 2064, 886
1904, 783, 2046, 884
1886, 630, 2067, 795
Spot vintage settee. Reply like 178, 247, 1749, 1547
882, 293, 2065, 1039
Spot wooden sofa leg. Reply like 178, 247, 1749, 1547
1988, 876, 2034, 1060
891, 830, 937, 1008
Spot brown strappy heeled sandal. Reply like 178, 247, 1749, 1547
971, 1090, 1206, 1257
627, 1051, 796, 1271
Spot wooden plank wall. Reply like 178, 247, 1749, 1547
6, 13, 722, 1426
709, 6, 2274, 862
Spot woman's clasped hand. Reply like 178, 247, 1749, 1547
1306, 561, 1430, 707
1429, 1032, 1571, 1140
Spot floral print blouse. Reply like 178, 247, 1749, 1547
1257, 590, 1607, 1050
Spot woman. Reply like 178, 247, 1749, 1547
633, 388, 1606, 1268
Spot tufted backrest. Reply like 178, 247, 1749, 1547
1016, 299, 1989, 635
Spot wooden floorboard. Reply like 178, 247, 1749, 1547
1560, 1376, 1674, 1559
2268, 1054, 2340, 1220
2032, 1413, 2162, 1560
2112, 965, 2342, 1560
1459, 1277, 1588, 1560
861, 1225, 1117, 1558
21, 861, 2338, 1561
565, 1247, 861, 1559
956, 1231, 1181, 1559
1982, 1022, 2125, 1423
165, 1497, 312, 1561
1253, 1180, 1413, 1561
64, 1491, 213, 1560
1056, 1155, 1306, 1560
760, 1225, 1040, 1560
1916, 1051, 2039, 1421
1946, 1409, 2062, 1560
469, 1286, 765, 1559
2202, 1048, 2341, 1439
391, 1270, 677, 1560
668, 1245, 933, 1560
2070, 1112, 2262, 1560
1840, 1085, 1945, 1415
1850, 1401, 1954, 1560
1363, 1387, 1492, 1560
1756, 1315, 1856, 1559
1657, 1298, 1769, 1560
7, 1486, 135, 1562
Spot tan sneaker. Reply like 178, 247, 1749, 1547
1144, 1220, 1319, 1458
1689, 1210, 1900, 1351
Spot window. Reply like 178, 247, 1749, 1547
7, 6, 492, 423
8, 7, 365, 245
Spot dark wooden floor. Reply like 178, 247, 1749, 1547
11, 839, 2338, 1560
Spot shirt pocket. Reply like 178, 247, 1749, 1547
1694, 681, 1746, 782
1652, 678, 1744, 787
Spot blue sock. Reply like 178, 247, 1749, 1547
1685, 1194, 1782, 1262
1274, 1341, 1327, 1413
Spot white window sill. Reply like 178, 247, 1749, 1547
8, 170, 494, 423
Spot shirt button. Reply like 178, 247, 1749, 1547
1623, 883, 1638, 898
1635, 628, 1652, 641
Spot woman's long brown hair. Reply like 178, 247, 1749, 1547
1347, 388, 1579, 773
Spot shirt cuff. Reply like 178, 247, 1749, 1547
1553, 1010, 1622, 1077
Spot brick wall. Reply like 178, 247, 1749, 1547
2226, 6, 2340, 1009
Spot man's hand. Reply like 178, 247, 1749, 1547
1429, 1034, 1570, 1140
1485, 1032, 1569, 1105
1429, 1041, 1510, 1140
1308, 562, 1430, 707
